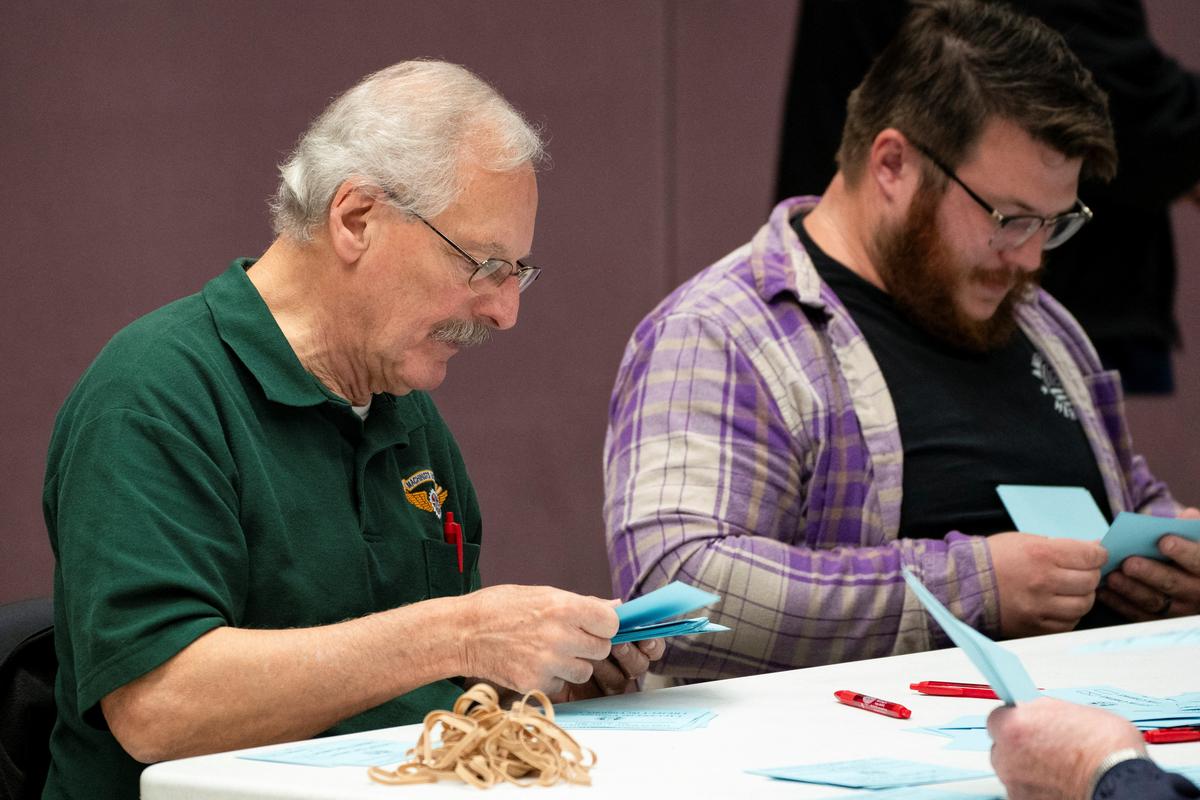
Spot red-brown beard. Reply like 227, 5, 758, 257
873, 186, 1042, 353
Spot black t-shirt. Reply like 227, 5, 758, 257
793, 218, 1111, 539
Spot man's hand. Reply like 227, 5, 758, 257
989, 532, 1107, 637
554, 638, 667, 703
458, 585, 619, 697
1099, 507, 1200, 620
988, 697, 1145, 800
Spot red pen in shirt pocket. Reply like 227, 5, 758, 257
442, 512, 464, 573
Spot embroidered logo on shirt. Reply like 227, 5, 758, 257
1031, 352, 1077, 420
403, 469, 448, 518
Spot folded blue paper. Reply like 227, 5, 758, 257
996, 485, 1200, 574
901, 570, 1039, 705
613, 581, 729, 644
747, 757, 991, 789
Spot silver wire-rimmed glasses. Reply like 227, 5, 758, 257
415, 215, 541, 294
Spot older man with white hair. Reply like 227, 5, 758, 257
42, 60, 660, 800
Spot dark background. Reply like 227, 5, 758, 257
3, 1, 1198, 604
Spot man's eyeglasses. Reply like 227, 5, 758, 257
909, 140, 1092, 252
415, 215, 541, 295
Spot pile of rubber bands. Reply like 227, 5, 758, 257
367, 683, 596, 789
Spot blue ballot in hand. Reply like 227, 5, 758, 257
901, 569, 1039, 705
613, 581, 730, 644
995, 485, 1109, 541
995, 484, 1200, 575
1099, 512, 1200, 575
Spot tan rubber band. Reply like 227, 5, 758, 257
367, 683, 596, 789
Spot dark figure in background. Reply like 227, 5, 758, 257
777, 0, 1200, 393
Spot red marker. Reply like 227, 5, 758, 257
1143, 727, 1200, 745
910, 681, 1000, 699
834, 690, 912, 719
443, 512, 464, 574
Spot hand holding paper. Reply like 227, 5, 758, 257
1101, 520, 1200, 620
613, 581, 729, 644
988, 532, 1106, 637
996, 485, 1200, 576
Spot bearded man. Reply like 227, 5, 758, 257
604, 0, 1200, 683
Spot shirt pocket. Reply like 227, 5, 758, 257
421, 538, 481, 598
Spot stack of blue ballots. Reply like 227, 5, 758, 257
1074, 627, 1200, 654
909, 687, 1200, 752
996, 484, 1200, 574
612, 581, 729, 644
901, 570, 1200, 751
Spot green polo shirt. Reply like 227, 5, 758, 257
42, 260, 482, 800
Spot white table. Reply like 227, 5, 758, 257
141, 616, 1200, 799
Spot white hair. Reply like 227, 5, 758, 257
270, 59, 545, 242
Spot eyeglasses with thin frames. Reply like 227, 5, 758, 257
415, 215, 541, 294
908, 140, 1093, 252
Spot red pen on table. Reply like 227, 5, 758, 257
443, 512, 464, 573
1143, 727, 1200, 745
834, 690, 912, 719
909, 681, 1000, 699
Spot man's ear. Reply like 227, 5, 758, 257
868, 128, 921, 210
326, 181, 377, 264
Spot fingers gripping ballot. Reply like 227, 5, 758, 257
1100, 532, 1200, 621
458, 585, 618, 695
989, 533, 1107, 637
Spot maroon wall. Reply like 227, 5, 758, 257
2, 1, 1197, 605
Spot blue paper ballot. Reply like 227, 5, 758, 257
1100, 512, 1200, 575
1074, 627, 1200, 654
747, 758, 991, 789
1044, 686, 1178, 716
611, 617, 729, 644
907, 716, 994, 752
239, 739, 412, 767
614, 581, 727, 643
901, 570, 1040, 705
555, 708, 715, 731
616, 581, 719, 628
1043, 687, 1200, 729
996, 485, 1108, 540
933, 714, 990, 731
942, 728, 995, 752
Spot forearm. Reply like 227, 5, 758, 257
618, 519, 995, 677
102, 594, 470, 763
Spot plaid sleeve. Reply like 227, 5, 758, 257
604, 309, 996, 680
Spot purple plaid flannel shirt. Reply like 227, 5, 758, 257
604, 197, 1177, 681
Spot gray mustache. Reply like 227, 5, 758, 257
430, 319, 492, 348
